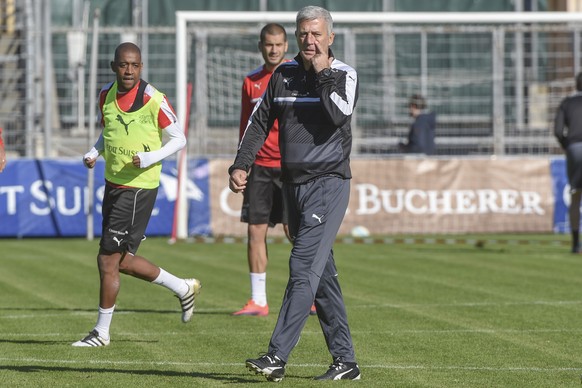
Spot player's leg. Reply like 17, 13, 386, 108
118, 251, 201, 323
308, 178, 359, 380
84, 248, 125, 346
267, 176, 350, 362
276, 181, 315, 314
570, 189, 581, 252
233, 224, 269, 315
234, 165, 274, 316
312, 257, 360, 380
73, 185, 123, 347
248, 222, 270, 307
97, 249, 123, 308
313, 254, 358, 377
121, 186, 201, 322
566, 143, 582, 253
244, 182, 296, 380
248, 223, 270, 274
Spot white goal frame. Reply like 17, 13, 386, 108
174, 11, 582, 239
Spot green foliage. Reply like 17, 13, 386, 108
0, 235, 581, 387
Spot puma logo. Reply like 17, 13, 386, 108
116, 115, 135, 135
312, 214, 323, 223
253, 82, 261, 89
113, 236, 124, 246
143, 144, 150, 152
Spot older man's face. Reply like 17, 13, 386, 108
296, 18, 334, 65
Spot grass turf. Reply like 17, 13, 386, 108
0, 234, 581, 387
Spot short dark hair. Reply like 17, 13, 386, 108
409, 94, 426, 110
114, 42, 141, 63
576, 72, 582, 91
260, 23, 287, 43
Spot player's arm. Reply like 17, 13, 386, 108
228, 76, 276, 191
239, 78, 253, 141
312, 43, 358, 128
133, 121, 185, 168
229, 80, 274, 175
133, 96, 186, 168
83, 133, 104, 169
229, 78, 258, 193
83, 88, 108, 169
315, 67, 358, 128
553, 101, 568, 150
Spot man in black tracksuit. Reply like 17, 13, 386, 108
554, 72, 582, 253
228, 5, 360, 382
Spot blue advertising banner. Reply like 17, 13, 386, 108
550, 156, 570, 233
0, 158, 210, 237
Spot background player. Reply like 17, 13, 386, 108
232, 23, 295, 316
74, 42, 201, 347
554, 72, 582, 253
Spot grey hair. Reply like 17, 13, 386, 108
296, 6, 333, 35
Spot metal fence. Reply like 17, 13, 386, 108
0, 0, 30, 158
178, 13, 582, 158
5, 5, 582, 158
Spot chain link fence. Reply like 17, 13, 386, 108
4, 3, 582, 158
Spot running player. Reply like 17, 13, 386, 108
73, 42, 201, 347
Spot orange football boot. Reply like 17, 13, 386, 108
233, 300, 269, 316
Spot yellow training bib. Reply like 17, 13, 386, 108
102, 82, 164, 188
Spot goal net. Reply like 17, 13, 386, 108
174, 11, 582, 238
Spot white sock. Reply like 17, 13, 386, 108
250, 272, 267, 306
152, 268, 189, 297
94, 305, 115, 340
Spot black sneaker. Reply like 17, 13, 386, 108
246, 353, 286, 382
314, 357, 361, 380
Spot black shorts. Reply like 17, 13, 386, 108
241, 164, 287, 226
567, 142, 582, 190
100, 184, 158, 254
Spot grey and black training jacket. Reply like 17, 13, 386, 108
229, 51, 358, 184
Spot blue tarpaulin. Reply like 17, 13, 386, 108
0, 158, 210, 237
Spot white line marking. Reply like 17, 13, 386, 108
0, 357, 579, 372
0, 308, 231, 319
2, 300, 581, 320
352, 300, 582, 308
3, 328, 582, 337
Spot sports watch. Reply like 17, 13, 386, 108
318, 68, 332, 77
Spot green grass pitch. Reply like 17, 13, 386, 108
1, 234, 582, 387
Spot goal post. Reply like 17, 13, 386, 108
174, 12, 297, 239
174, 12, 188, 240
174, 11, 582, 239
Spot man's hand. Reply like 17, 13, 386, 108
311, 40, 334, 74
132, 155, 141, 168
229, 169, 248, 193
83, 148, 100, 169
83, 156, 97, 169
